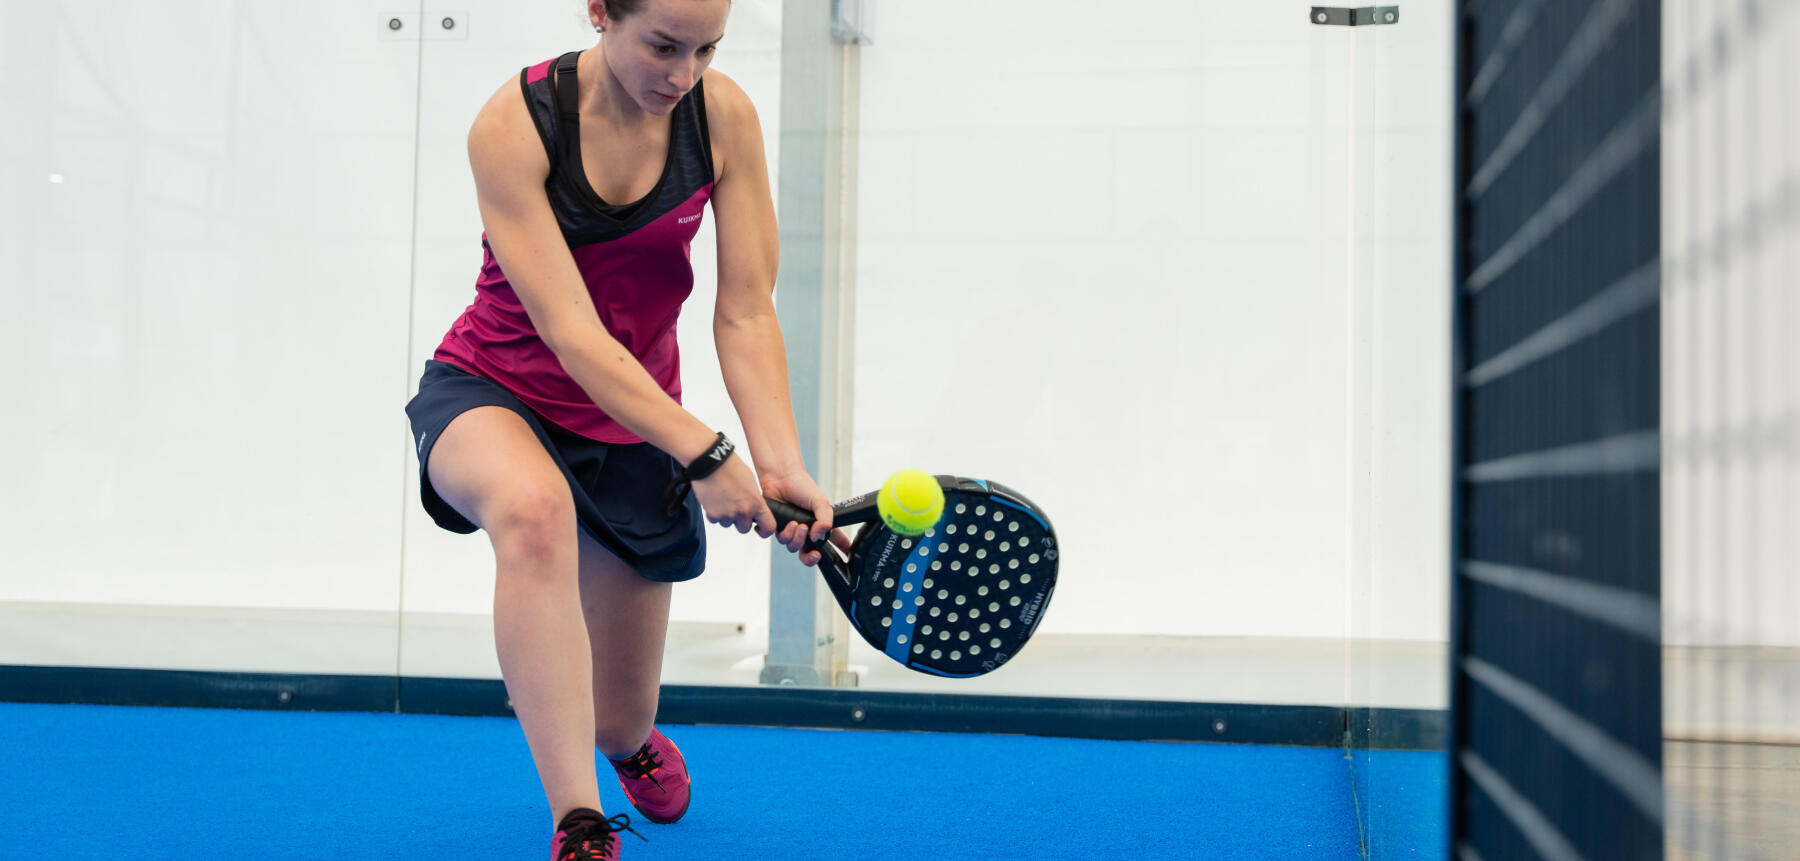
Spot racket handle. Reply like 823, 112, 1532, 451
765, 497, 816, 530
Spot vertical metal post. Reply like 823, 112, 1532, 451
762, 0, 863, 687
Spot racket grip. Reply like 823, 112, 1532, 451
765, 498, 816, 530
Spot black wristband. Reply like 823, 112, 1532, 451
662, 432, 735, 517
681, 432, 735, 481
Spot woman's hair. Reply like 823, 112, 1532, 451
602, 0, 728, 23
600, 0, 648, 21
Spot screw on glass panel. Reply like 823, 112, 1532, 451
1213, 719, 1228, 734
277, 689, 294, 704
851, 706, 867, 722
388, 17, 402, 30
441, 16, 456, 30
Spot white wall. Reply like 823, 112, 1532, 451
0, 1, 1454, 683
1347, 2, 1455, 709
1357, 5, 1455, 645
0, 1, 420, 627
1662, 0, 1800, 649
850, 1, 1452, 639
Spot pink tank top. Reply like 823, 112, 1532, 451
434, 52, 716, 443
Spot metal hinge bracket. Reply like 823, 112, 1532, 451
1311, 6, 1400, 26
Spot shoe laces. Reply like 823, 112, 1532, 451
616, 742, 667, 792
557, 812, 644, 861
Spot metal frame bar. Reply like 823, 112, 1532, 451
765, 0, 862, 687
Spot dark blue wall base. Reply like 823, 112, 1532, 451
0, 664, 1445, 750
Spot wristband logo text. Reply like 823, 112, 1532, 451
705, 437, 733, 462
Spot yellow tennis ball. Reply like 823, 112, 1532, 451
878, 469, 945, 536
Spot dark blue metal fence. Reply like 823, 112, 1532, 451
1452, 0, 1664, 857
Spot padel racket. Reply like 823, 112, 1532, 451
766, 475, 1058, 678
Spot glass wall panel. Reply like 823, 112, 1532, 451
837, 0, 1370, 707
0, 0, 421, 682
1344, 4, 1455, 859
1662, 0, 1800, 855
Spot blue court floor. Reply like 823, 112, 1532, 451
0, 701, 1445, 859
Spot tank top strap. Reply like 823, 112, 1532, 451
550, 51, 583, 174
517, 54, 568, 166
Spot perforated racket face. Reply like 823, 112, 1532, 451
835, 478, 1057, 677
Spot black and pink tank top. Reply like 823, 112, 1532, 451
434, 50, 716, 443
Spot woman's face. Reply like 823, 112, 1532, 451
595, 0, 730, 115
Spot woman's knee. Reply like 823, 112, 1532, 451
482, 481, 578, 567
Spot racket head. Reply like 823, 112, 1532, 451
828, 476, 1058, 678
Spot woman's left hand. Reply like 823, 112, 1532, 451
760, 470, 849, 567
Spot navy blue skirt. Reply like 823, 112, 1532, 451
404, 360, 706, 583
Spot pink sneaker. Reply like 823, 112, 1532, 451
550, 808, 640, 861
608, 727, 691, 824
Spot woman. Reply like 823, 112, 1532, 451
404, 1, 836, 857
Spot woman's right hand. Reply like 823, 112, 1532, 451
690, 456, 777, 537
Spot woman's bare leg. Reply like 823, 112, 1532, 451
577, 534, 673, 759
427, 405, 602, 826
